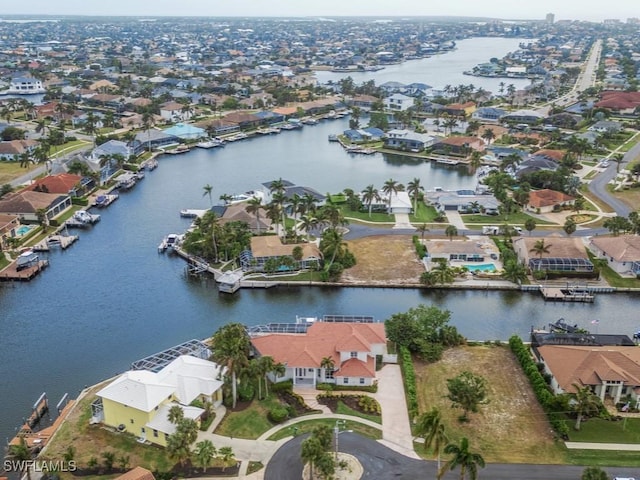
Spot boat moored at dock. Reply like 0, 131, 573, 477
158, 233, 183, 253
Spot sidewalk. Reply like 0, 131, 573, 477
565, 441, 640, 451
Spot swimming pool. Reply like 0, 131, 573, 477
465, 263, 497, 272
16, 225, 34, 236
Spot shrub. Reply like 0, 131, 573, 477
71, 197, 89, 206
271, 380, 293, 393
398, 346, 418, 419
268, 405, 289, 423
237, 381, 255, 402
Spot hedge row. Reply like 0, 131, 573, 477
315, 381, 378, 393
412, 235, 426, 259
398, 345, 419, 419
509, 335, 569, 438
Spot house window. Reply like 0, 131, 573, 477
141, 427, 145, 434
155, 406, 158, 410
350, 352, 357, 358
153, 429, 158, 438
308, 368, 314, 373
360, 378, 365, 385
130, 419, 134, 424
343, 377, 349, 384
326, 369, 334, 379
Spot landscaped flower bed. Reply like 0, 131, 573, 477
317, 393, 381, 416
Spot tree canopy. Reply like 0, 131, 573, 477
446, 371, 489, 421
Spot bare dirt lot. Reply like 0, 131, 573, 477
414, 345, 565, 464
341, 235, 425, 284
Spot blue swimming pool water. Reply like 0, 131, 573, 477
465, 263, 497, 272
16, 225, 33, 236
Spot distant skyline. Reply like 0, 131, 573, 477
1, 0, 638, 22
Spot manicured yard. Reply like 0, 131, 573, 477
462, 212, 554, 225
50, 140, 92, 158
214, 395, 283, 439
340, 206, 395, 223
409, 203, 441, 223
566, 417, 640, 444
566, 449, 640, 468
413, 345, 565, 464
266, 418, 381, 442
0, 161, 34, 184
588, 253, 640, 288
335, 400, 382, 424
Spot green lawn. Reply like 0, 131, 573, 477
340, 207, 394, 223
248, 270, 324, 282
0, 161, 35, 184
566, 448, 640, 468
462, 212, 554, 225
266, 418, 382, 442
566, 417, 640, 444
50, 140, 92, 158
0, 253, 10, 270
335, 400, 382, 425
592, 259, 640, 288
409, 203, 440, 223
214, 395, 282, 439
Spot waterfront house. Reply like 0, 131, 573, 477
0, 213, 20, 249
0, 190, 72, 223
387, 191, 413, 214
132, 130, 179, 155
425, 189, 499, 214
348, 94, 379, 110
534, 344, 640, 405
424, 240, 486, 266
384, 129, 435, 152
442, 102, 476, 117
91, 139, 133, 161
432, 136, 483, 156
250, 321, 387, 387
196, 118, 240, 135
240, 236, 322, 272
383, 93, 414, 112
96, 355, 225, 447
260, 180, 326, 206
589, 236, 640, 277
513, 236, 594, 273
527, 189, 575, 213
7, 76, 45, 94
223, 111, 262, 129
214, 203, 272, 234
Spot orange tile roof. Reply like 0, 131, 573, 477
539, 345, 640, 392
338, 356, 376, 377
251, 322, 386, 376
114, 467, 155, 480
528, 189, 574, 208
28, 174, 82, 194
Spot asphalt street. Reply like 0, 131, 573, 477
265, 434, 639, 480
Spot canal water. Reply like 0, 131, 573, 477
1, 37, 637, 444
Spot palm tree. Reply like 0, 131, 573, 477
211, 322, 251, 409
361, 184, 380, 218
445, 225, 458, 241
416, 223, 430, 240
218, 446, 235, 472
258, 355, 275, 397
529, 239, 551, 260
193, 440, 216, 472
168, 405, 184, 424
382, 178, 401, 210
320, 356, 335, 380
502, 260, 527, 284
564, 218, 577, 236
8, 438, 32, 480
481, 128, 495, 145
612, 153, 625, 173
407, 177, 423, 214
320, 227, 347, 268
432, 260, 455, 285
581, 466, 608, 480
219, 193, 233, 205
524, 218, 536, 236
415, 407, 449, 472
301, 436, 324, 480
202, 184, 213, 206
438, 437, 485, 480
572, 383, 602, 431
245, 197, 263, 234
299, 214, 319, 240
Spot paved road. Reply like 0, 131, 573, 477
265, 434, 638, 480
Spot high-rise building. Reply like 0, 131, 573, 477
546, 13, 555, 24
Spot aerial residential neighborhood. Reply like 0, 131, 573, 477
3, 4, 640, 480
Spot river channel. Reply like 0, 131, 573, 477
1, 37, 638, 444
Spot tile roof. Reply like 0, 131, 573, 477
251, 322, 386, 377
0, 191, 68, 214
590, 235, 640, 262
528, 189, 575, 208
338, 356, 376, 378
114, 467, 155, 480
250, 235, 321, 260
539, 345, 640, 392
28, 174, 82, 194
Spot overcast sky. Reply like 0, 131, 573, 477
1, 0, 638, 22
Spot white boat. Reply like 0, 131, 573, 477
180, 209, 207, 218
196, 139, 225, 149
158, 234, 183, 253
16, 250, 39, 271
228, 190, 264, 204
73, 210, 101, 224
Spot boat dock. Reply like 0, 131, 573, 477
93, 193, 119, 208
180, 208, 207, 218
0, 258, 49, 282
32, 234, 79, 251
540, 287, 595, 303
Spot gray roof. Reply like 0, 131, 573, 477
134, 129, 177, 143
92, 139, 130, 157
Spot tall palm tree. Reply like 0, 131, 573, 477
481, 128, 495, 145
320, 356, 335, 380
612, 153, 625, 173
320, 227, 346, 267
211, 322, 251, 409
299, 214, 319, 240
572, 383, 602, 431
270, 191, 288, 236
407, 177, 424, 214
8, 438, 32, 480
258, 355, 275, 397
382, 178, 401, 210
245, 197, 263, 234
529, 239, 551, 260
168, 405, 184, 424
219, 193, 233, 205
289, 193, 303, 241
415, 407, 449, 472
445, 225, 458, 241
202, 184, 213, 206
193, 440, 216, 472
361, 184, 380, 218
438, 437, 485, 480
416, 223, 430, 240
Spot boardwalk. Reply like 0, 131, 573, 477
0, 259, 49, 282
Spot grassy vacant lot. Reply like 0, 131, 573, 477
44, 385, 174, 474
414, 345, 564, 464
341, 235, 425, 285
609, 185, 640, 213
0, 162, 33, 184
463, 212, 554, 225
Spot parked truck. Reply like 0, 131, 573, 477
482, 225, 522, 236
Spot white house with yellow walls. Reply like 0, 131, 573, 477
96, 356, 225, 446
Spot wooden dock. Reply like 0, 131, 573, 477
33, 234, 79, 252
540, 287, 595, 303
0, 259, 49, 282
